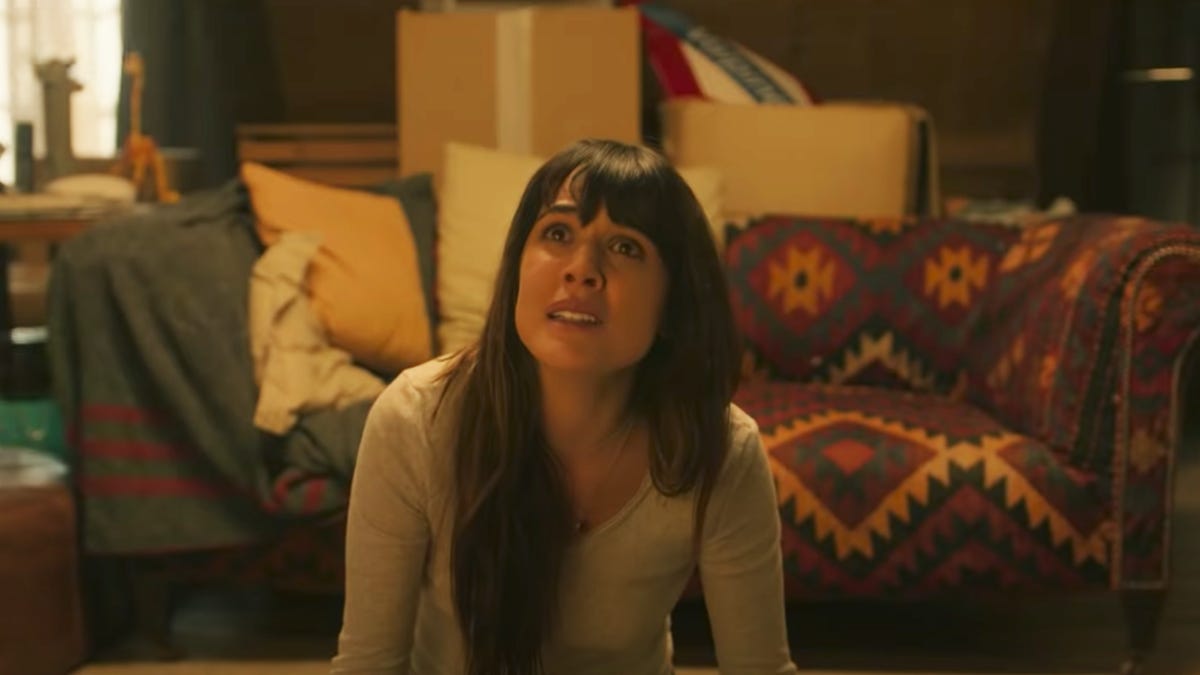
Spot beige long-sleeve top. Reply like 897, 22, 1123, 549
332, 358, 796, 675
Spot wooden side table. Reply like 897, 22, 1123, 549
0, 217, 92, 243
0, 216, 93, 397
0, 215, 93, 322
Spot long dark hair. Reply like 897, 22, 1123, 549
438, 139, 741, 674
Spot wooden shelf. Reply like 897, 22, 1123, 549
0, 218, 92, 243
236, 123, 400, 188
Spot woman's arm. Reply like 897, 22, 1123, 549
699, 416, 797, 675
331, 375, 432, 674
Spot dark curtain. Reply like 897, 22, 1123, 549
118, 0, 285, 189
1118, 0, 1200, 224
1035, 0, 1125, 211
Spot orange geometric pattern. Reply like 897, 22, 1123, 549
923, 245, 989, 309
998, 222, 1059, 272
735, 381, 1115, 595
765, 410, 1112, 565
728, 216, 1013, 396
768, 244, 838, 316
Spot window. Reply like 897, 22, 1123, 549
0, 0, 122, 187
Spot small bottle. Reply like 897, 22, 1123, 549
14, 121, 33, 193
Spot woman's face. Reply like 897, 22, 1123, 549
514, 182, 668, 378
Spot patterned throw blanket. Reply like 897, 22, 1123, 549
48, 182, 369, 554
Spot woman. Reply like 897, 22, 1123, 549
332, 139, 795, 674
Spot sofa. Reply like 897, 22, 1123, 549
726, 212, 1200, 675
48, 128, 1200, 674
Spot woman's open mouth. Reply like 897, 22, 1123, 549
547, 310, 602, 326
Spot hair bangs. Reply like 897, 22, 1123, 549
532, 143, 680, 252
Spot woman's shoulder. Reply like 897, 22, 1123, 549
369, 354, 460, 430
714, 403, 768, 482
360, 355, 462, 492
727, 403, 763, 456
696, 404, 773, 526
381, 355, 457, 405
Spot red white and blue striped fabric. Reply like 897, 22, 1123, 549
626, 1, 817, 105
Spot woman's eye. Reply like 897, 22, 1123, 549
611, 238, 644, 258
543, 224, 570, 242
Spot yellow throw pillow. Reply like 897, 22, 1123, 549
241, 162, 431, 374
436, 142, 725, 355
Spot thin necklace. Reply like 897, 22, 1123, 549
573, 417, 636, 534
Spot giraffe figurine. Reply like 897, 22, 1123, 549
111, 52, 179, 203
33, 58, 81, 181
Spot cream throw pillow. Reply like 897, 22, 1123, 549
436, 142, 725, 354
437, 144, 546, 354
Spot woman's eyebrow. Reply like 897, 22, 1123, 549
536, 202, 579, 219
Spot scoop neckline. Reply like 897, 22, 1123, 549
575, 471, 654, 541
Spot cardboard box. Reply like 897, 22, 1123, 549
397, 7, 641, 183
661, 100, 941, 219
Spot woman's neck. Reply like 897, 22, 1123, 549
538, 367, 635, 459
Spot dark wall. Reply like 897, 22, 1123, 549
125, 0, 1122, 204
654, 0, 1120, 204
261, 0, 416, 122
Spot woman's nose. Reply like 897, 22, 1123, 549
563, 242, 604, 289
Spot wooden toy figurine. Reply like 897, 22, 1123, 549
111, 52, 179, 203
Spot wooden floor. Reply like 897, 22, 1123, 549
81, 450, 1200, 675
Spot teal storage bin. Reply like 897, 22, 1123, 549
0, 397, 68, 462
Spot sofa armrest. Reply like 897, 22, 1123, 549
961, 215, 1200, 587
1112, 248, 1200, 587
963, 216, 1200, 458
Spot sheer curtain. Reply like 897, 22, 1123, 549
0, 0, 122, 186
